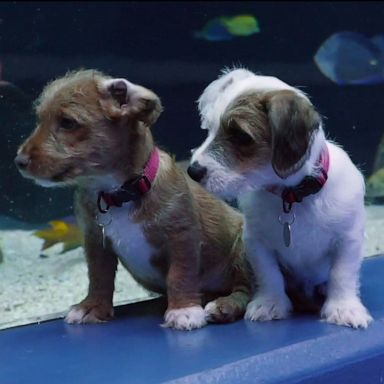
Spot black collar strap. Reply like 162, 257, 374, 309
267, 145, 330, 213
97, 175, 151, 213
97, 147, 160, 213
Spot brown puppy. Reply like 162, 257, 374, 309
15, 69, 251, 330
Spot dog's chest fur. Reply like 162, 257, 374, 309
103, 204, 164, 288
238, 141, 366, 297
241, 190, 335, 285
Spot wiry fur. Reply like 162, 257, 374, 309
16, 69, 252, 331
190, 68, 372, 329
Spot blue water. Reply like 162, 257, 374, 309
0, 1, 384, 223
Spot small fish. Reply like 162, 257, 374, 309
314, 31, 384, 85
223, 15, 260, 37
34, 220, 84, 254
194, 15, 259, 42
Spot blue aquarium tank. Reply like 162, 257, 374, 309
0, 1, 383, 329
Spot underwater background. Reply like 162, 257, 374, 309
0, 1, 384, 327
1, 1, 384, 223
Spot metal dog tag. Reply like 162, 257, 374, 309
101, 226, 108, 249
96, 212, 112, 249
278, 212, 295, 248
283, 222, 291, 247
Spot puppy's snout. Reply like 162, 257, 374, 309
14, 153, 31, 170
187, 161, 207, 182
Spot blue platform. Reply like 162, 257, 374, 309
1, 255, 384, 384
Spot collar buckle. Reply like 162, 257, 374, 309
96, 147, 160, 213
111, 174, 151, 205
97, 174, 152, 214
281, 176, 324, 213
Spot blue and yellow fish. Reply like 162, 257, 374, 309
194, 15, 260, 42
314, 31, 384, 85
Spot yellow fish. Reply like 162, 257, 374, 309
194, 14, 260, 42
34, 220, 84, 254
222, 15, 260, 37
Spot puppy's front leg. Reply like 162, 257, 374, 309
245, 239, 293, 321
162, 231, 206, 331
321, 235, 373, 328
65, 228, 118, 324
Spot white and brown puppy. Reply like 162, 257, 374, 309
15, 69, 251, 330
188, 67, 373, 328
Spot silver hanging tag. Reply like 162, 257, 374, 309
283, 222, 291, 247
278, 212, 295, 248
96, 212, 112, 249
101, 226, 107, 248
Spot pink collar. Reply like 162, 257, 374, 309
97, 147, 160, 213
266, 145, 330, 213
142, 146, 160, 188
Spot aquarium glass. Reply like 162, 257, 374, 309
0, 1, 383, 329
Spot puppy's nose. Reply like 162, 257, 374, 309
14, 154, 31, 170
187, 161, 207, 182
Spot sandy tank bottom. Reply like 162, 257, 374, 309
0, 204, 383, 330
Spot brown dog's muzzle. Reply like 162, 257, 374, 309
14, 153, 31, 170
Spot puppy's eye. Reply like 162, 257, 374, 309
59, 117, 79, 131
227, 121, 254, 146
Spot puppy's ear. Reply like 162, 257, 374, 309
264, 90, 321, 179
99, 78, 163, 126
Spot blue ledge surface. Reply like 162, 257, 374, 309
1, 255, 384, 384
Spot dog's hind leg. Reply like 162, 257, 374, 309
320, 234, 373, 329
205, 289, 250, 324
205, 257, 252, 323
205, 231, 252, 324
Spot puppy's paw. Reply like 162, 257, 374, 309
65, 299, 114, 324
245, 294, 293, 322
205, 296, 246, 323
321, 297, 373, 329
162, 306, 207, 331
